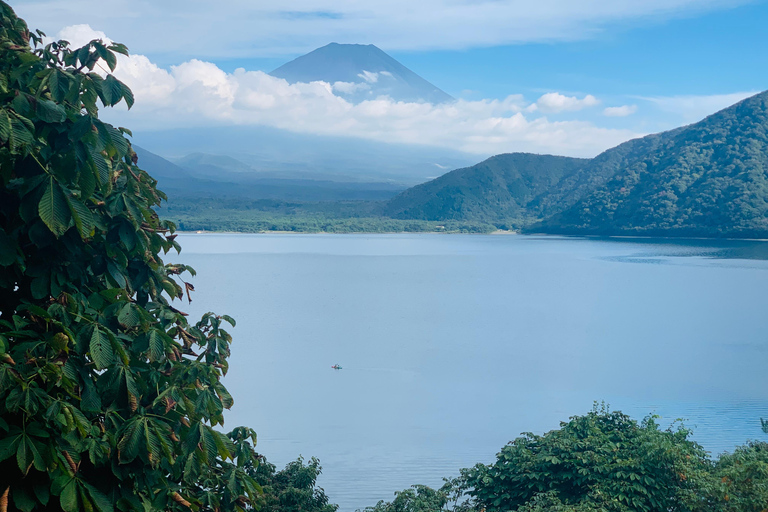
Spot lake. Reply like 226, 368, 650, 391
176, 233, 768, 511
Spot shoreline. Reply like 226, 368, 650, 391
174, 229, 768, 242
178, 229, 519, 235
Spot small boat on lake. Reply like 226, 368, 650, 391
331, 364, 342, 370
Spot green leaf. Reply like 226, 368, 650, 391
121, 83, 134, 109
107, 260, 127, 289
12, 488, 36, 512
0, 108, 10, 144
0, 228, 17, 266
92, 41, 117, 72
65, 195, 95, 239
102, 75, 123, 107
59, 479, 79, 512
10, 116, 35, 151
30, 274, 50, 300
89, 327, 114, 370
117, 303, 140, 329
36, 99, 67, 123
83, 483, 114, 512
39, 177, 72, 237
147, 330, 166, 362
0, 431, 21, 461
88, 148, 111, 185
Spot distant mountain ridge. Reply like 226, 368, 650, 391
385, 131, 681, 224
537, 90, 768, 237
270, 43, 453, 104
386, 90, 768, 237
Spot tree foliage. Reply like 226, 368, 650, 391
538, 92, 768, 238
0, 3, 261, 512
464, 405, 713, 512
249, 456, 337, 512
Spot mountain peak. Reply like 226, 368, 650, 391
270, 43, 453, 104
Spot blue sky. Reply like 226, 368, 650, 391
216, 0, 768, 101
13, 0, 768, 156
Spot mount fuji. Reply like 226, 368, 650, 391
270, 43, 453, 104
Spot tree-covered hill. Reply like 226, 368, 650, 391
383, 130, 685, 228
384, 153, 589, 224
536, 90, 768, 237
384, 90, 768, 238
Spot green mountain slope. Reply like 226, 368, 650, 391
384, 153, 589, 223
537, 91, 768, 237
384, 131, 682, 226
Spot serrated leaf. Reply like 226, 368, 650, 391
106, 124, 128, 157
81, 379, 102, 413
60, 479, 79, 512
147, 330, 165, 362
88, 148, 110, 185
0, 109, 10, 143
10, 116, 34, 152
92, 41, 117, 72
107, 260, 127, 289
65, 195, 95, 239
36, 99, 67, 123
89, 327, 114, 370
39, 177, 72, 237
121, 83, 134, 109
102, 75, 123, 107
117, 303, 140, 328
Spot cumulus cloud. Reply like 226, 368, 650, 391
60, 25, 641, 157
641, 92, 758, 122
603, 104, 638, 117
535, 93, 600, 113
331, 81, 371, 94
16, 0, 750, 58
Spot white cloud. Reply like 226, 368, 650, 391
536, 93, 600, 113
603, 104, 638, 117
641, 92, 758, 122
61, 24, 640, 157
16, 0, 751, 58
56, 24, 110, 47
358, 71, 381, 83
332, 81, 371, 94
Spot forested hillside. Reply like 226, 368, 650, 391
385, 91, 768, 238
537, 91, 768, 237
384, 131, 685, 228
384, 153, 589, 225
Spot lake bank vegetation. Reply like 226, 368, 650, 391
359, 405, 768, 512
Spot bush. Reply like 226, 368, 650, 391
465, 404, 713, 512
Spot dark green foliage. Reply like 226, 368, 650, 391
250, 456, 337, 512
0, 4, 261, 512
711, 442, 768, 511
383, 133, 682, 229
163, 197, 497, 234
538, 91, 768, 237
358, 477, 478, 512
465, 405, 712, 512
384, 153, 589, 224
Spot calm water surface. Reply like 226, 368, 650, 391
176, 234, 768, 511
